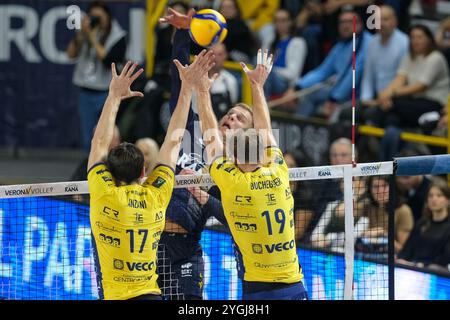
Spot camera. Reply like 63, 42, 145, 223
90, 15, 101, 28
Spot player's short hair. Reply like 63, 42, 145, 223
234, 103, 253, 116
228, 128, 265, 164
106, 142, 144, 185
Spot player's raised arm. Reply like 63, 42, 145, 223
157, 50, 216, 169
192, 54, 223, 164
241, 49, 277, 147
87, 62, 143, 171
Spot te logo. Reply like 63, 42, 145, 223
66, 5, 81, 30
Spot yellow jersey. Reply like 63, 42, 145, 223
87, 163, 174, 300
210, 147, 303, 283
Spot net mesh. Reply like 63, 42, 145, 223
0, 164, 394, 300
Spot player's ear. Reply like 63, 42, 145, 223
140, 166, 146, 179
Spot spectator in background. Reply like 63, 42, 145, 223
295, 0, 325, 73
356, 176, 414, 255
397, 178, 450, 272
136, 138, 160, 177
207, 43, 239, 119
286, 10, 372, 120
296, 138, 354, 242
368, 25, 450, 160
311, 175, 367, 253
235, 0, 280, 49
361, 5, 409, 108
264, 8, 307, 99
435, 17, 450, 68
370, 25, 449, 128
218, 0, 258, 63
67, 1, 127, 151
395, 151, 432, 222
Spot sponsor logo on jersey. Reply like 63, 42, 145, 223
96, 168, 109, 175
264, 240, 296, 253
101, 206, 119, 221
252, 244, 263, 254
181, 262, 193, 277
234, 195, 252, 204
254, 257, 298, 269
155, 211, 164, 222
229, 211, 255, 220
274, 155, 284, 165
113, 275, 153, 283
234, 222, 257, 232
265, 193, 276, 206
96, 221, 121, 233
153, 230, 162, 238
99, 233, 120, 247
152, 176, 166, 188
113, 259, 155, 272
113, 259, 124, 270
285, 188, 292, 200
134, 213, 144, 224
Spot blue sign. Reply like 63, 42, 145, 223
1, 197, 450, 300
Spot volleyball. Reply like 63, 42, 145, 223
189, 9, 228, 48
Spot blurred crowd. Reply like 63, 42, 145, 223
66, 0, 450, 274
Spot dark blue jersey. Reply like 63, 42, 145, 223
165, 30, 226, 234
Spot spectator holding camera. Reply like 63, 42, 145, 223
67, 1, 127, 151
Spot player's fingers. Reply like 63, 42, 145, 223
187, 8, 196, 18
263, 48, 268, 66
240, 62, 250, 73
173, 59, 184, 72
130, 68, 144, 82
126, 62, 138, 78
211, 73, 219, 81
121, 61, 131, 77
168, 7, 178, 16
111, 63, 117, 77
257, 48, 262, 65
159, 18, 167, 23
266, 54, 273, 72
197, 49, 209, 68
129, 91, 144, 98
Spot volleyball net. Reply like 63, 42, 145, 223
0, 155, 449, 300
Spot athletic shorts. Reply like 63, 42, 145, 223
157, 232, 204, 300
242, 281, 309, 300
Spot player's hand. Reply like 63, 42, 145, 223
109, 61, 144, 100
173, 49, 216, 89
241, 48, 273, 88
159, 7, 195, 29
180, 169, 210, 205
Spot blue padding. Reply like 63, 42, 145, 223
394, 154, 450, 176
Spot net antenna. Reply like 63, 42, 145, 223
344, 15, 358, 301
351, 15, 357, 169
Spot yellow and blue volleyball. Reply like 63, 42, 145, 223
189, 9, 228, 48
